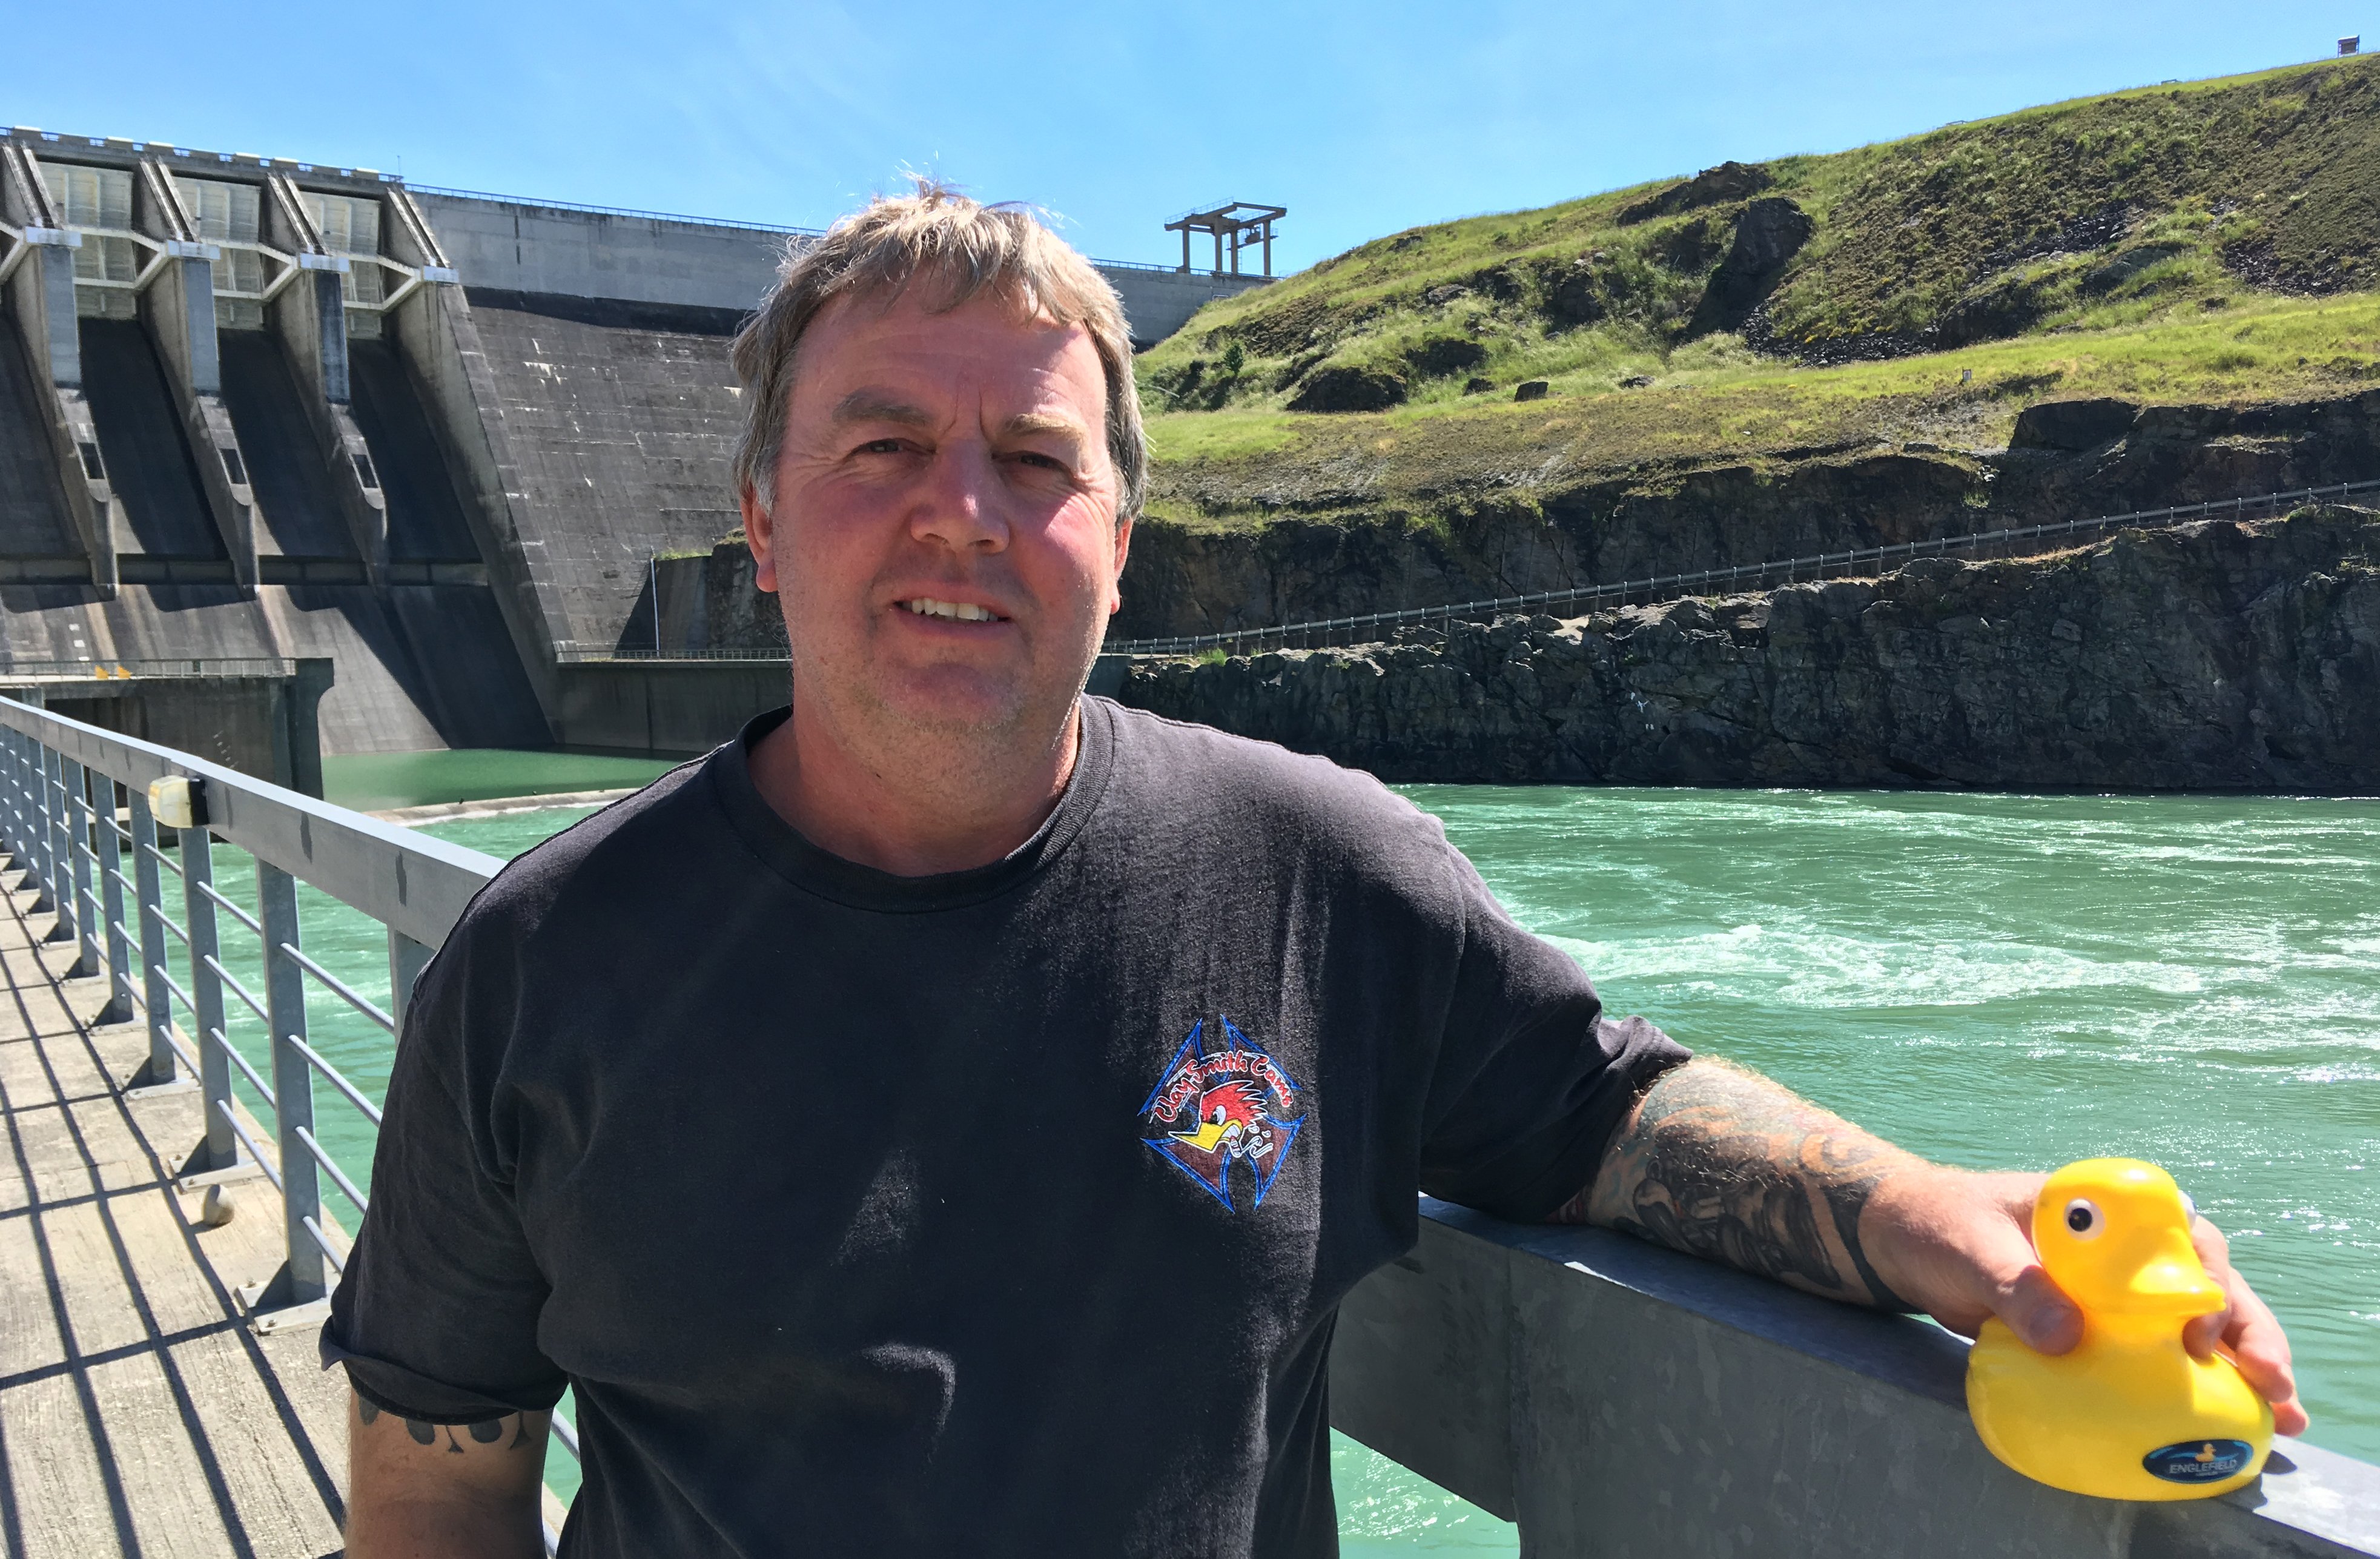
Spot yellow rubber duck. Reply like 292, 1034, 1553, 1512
1966, 1157, 2272, 1500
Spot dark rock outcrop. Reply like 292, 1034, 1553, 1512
1619, 161, 1774, 225
1117, 506, 2380, 792
2012, 398, 2143, 451
1542, 262, 1606, 329
1691, 198, 1815, 335
1404, 337, 1489, 379
1289, 365, 1409, 414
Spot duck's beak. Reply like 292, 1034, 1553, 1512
2113, 1226, 2226, 1317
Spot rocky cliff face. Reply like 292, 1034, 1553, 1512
1115, 505, 2380, 792
673, 392, 2379, 654
1112, 390, 2380, 642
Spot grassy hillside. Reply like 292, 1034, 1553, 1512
1135, 55, 2380, 525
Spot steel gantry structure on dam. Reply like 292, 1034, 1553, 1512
0, 697, 2374, 1555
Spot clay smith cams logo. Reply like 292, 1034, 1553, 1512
1140, 1018, 1305, 1211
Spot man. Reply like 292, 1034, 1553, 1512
325, 185, 2302, 1557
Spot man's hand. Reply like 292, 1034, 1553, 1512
1558, 1058, 2306, 1436
1859, 1164, 2307, 1435
346, 1391, 550, 1558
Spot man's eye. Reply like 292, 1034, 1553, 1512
1014, 452, 1063, 471
855, 439, 907, 455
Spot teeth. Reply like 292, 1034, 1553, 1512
903, 598, 998, 621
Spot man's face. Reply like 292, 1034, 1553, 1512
744, 287, 1130, 749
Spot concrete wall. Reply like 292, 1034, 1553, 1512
1101, 264, 1270, 347
0, 580, 543, 756
411, 190, 1269, 346
461, 296, 744, 652
1334, 1198, 2380, 1559
552, 659, 787, 755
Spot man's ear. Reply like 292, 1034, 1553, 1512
1108, 515, 1133, 614
739, 484, 779, 595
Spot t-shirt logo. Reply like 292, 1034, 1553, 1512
1139, 1017, 1306, 1211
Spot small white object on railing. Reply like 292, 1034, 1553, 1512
149, 775, 207, 830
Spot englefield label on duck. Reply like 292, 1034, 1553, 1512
2143, 1440, 2257, 1483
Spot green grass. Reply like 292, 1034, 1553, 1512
1142, 290, 2380, 528
1134, 55, 2380, 531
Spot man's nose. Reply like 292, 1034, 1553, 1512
910, 442, 1010, 554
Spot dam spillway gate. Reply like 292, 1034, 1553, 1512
0, 128, 1273, 767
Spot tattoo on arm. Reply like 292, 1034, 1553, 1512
355, 1393, 547, 1455
1552, 1059, 1917, 1311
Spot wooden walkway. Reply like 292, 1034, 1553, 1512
0, 858, 348, 1558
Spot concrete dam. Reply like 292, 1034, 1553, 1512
0, 127, 1268, 771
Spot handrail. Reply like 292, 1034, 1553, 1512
1334, 1198, 2380, 1557
0, 656, 297, 679
197, 878, 263, 935
0, 696, 501, 947
1108, 477, 2380, 656
206, 1024, 277, 1108
280, 939, 397, 1034
295, 1124, 369, 1212
289, 1033, 386, 1128
404, 183, 824, 237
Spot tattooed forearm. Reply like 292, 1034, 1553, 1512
1553, 1058, 1919, 1311
354, 1392, 547, 1455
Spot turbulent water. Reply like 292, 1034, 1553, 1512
187, 779, 2377, 1543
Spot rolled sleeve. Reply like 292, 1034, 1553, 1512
1418, 850, 1691, 1222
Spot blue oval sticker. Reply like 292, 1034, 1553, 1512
2143, 1440, 2255, 1483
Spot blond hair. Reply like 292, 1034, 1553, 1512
730, 180, 1146, 521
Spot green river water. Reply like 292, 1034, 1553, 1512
202, 762, 2376, 1546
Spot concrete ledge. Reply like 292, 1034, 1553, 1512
1329, 1198, 2380, 1558
551, 660, 787, 756
369, 787, 638, 826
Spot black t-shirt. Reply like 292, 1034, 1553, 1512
324, 699, 1687, 1557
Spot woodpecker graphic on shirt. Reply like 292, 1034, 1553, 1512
1140, 1018, 1305, 1210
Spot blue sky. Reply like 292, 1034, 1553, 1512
8, 2, 2371, 271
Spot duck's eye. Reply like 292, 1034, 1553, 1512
2064, 1198, 2104, 1238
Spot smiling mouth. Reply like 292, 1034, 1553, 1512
899, 597, 1008, 623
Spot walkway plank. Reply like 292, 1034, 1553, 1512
0, 868, 350, 1559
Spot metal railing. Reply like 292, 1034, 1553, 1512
0, 656, 298, 680
1109, 477, 2380, 657
1340, 1200, 2380, 1559
0, 697, 585, 1555
552, 642, 788, 664
403, 184, 1245, 278
405, 183, 825, 238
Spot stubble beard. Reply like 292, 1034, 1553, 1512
787, 595, 1096, 809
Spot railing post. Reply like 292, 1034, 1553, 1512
123, 792, 187, 1094
388, 928, 433, 1034
61, 759, 102, 979
30, 742, 59, 918
0, 732, 25, 879
257, 861, 328, 1316
180, 824, 242, 1180
92, 772, 135, 1026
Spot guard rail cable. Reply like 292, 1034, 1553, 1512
0, 698, 585, 1556
1105, 476, 2380, 657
